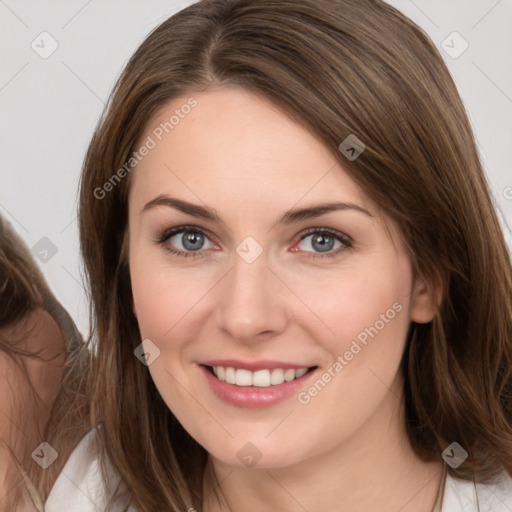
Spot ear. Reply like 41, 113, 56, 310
410, 275, 441, 324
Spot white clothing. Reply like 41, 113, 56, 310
438, 468, 512, 511
44, 429, 136, 512
45, 429, 512, 511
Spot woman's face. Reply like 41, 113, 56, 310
128, 87, 434, 469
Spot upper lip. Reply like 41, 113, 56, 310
200, 359, 316, 371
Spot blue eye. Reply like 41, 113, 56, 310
295, 228, 352, 259
158, 226, 215, 258
156, 226, 352, 259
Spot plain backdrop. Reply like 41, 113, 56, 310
1, 0, 511, 337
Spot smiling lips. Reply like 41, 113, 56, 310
201, 359, 315, 387
199, 359, 317, 407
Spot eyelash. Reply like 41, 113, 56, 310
155, 225, 353, 260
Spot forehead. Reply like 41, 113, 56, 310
129, 87, 371, 214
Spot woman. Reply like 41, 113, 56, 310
0, 214, 90, 511
45, 0, 512, 510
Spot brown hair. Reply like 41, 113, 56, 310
0, 216, 92, 504
77, 0, 512, 510
0, 216, 48, 333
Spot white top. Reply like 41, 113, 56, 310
439, 469, 512, 511
45, 429, 512, 511
44, 429, 136, 512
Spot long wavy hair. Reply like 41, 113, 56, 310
77, 0, 512, 510
0, 214, 91, 509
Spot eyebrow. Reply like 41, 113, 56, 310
141, 195, 374, 224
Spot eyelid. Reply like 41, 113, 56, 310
293, 227, 353, 259
156, 225, 218, 258
298, 227, 352, 244
156, 225, 352, 259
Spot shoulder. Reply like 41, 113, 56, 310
45, 428, 139, 512
442, 469, 512, 511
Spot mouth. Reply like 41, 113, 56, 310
201, 364, 317, 387
198, 359, 319, 408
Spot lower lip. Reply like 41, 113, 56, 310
199, 365, 317, 408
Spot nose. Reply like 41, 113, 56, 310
214, 250, 289, 345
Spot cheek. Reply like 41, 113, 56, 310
132, 269, 187, 342
130, 247, 212, 348
287, 260, 412, 440
131, 274, 170, 339
291, 258, 412, 357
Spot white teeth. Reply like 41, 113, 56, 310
235, 369, 253, 386
211, 366, 310, 387
225, 367, 236, 384
284, 369, 295, 382
295, 368, 308, 378
253, 370, 271, 387
270, 368, 285, 385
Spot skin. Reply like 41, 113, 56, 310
0, 307, 66, 510
128, 87, 443, 511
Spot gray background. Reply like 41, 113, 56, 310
1, 0, 511, 337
